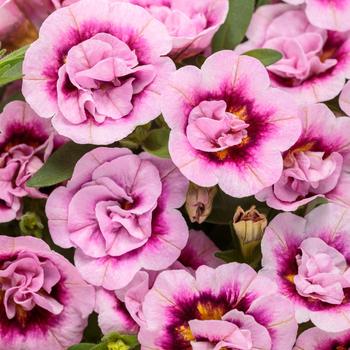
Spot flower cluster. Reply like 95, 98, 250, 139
1, 0, 350, 348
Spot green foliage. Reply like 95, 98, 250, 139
142, 128, 170, 158
212, 0, 255, 51
119, 123, 152, 150
0, 45, 28, 87
244, 48, 283, 66
256, 0, 272, 6
69, 332, 139, 350
27, 142, 96, 188
68, 344, 97, 350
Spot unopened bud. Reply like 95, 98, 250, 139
186, 183, 217, 224
107, 340, 130, 350
233, 206, 267, 259
19, 212, 44, 238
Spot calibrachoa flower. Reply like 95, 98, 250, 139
0, 0, 38, 51
0, 236, 95, 350
261, 203, 350, 332
0, 101, 63, 223
95, 229, 221, 335
236, 3, 350, 104
257, 103, 350, 211
22, 0, 174, 145
46, 147, 189, 290
340, 80, 350, 116
162, 50, 301, 198
294, 327, 350, 350
293, 328, 350, 350
138, 263, 297, 350
127, 0, 229, 61
283, 0, 350, 32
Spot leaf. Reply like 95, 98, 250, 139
0, 45, 28, 87
0, 61, 23, 86
244, 48, 283, 66
142, 128, 170, 158
256, 0, 271, 6
215, 249, 240, 263
212, 0, 255, 52
68, 344, 96, 350
27, 142, 96, 188
102, 332, 139, 348
119, 123, 152, 150
305, 197, 328, 215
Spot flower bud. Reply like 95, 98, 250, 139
107, 340, 130, 350
186, 183, 217, 224
19, 211, 44, 238
233, 206, 267, 259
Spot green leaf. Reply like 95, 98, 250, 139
102, 333, 139, 348
212, 0, 255, 52
68, 344, 96, 350
119, 123, 152, 150
256, 0, 271, 6
305, 197, 328, 215
244, 48, 283, 66
27, 142, 96, 188
0, 45, 28, 87
142, 128, 170, 158
215, 249, 240, 263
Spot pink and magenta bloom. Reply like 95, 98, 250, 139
46, 147, 189, 290
295, 327, 350, 350
261, 203, 350, 332
237, 3, 350, 104
161, 50, 301, 198
340, 81, 350, 116
138, 262, 298, 350
0, 236, 94, 350
22, 0, 174, 145
127, 0, 229, 61
0, 101, 63, 223
283, 0, 350, 32
257, 103, 350, 211
95, 229, 222, 335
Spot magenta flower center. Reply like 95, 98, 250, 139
186, 100, 249, 159
0, 252, 63, 327
273, 143, 343, 202
293, 237, 350, 304
59, 32, 156, 125
67, 154, 163, 257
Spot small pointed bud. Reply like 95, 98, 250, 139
186, 183, 217, 224
107, 340, 130, 350
19, 211, 44, 238
233, 206, 267, 259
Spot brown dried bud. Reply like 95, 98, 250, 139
186, 183, 217, 224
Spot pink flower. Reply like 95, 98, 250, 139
0, 236, 94, 350
161, 50, 301, 198
236, 4, 350, 104
0, 101, 63, 223
0, 1, 38, 51
257, 103, 350, 211
22, 0, 174, 145
127, 0, 228, 61
283, 0, 350, 32
95, 229, 221, 335
261, 203, 350, 332
46, 147, 189, 290
340, 80, 350, 116
294, 327, 350, 349
138, 263, 298, 350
